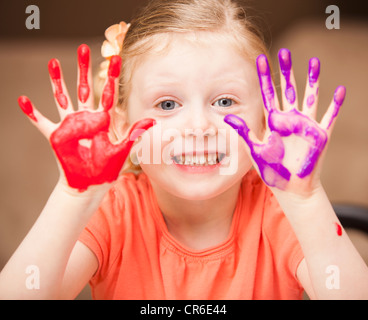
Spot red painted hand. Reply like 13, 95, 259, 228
18, 44, 155, 192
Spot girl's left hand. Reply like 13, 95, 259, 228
225, 49, 346, 197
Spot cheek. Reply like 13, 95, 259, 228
241, 104, 266, 141
236, 138, 253, 174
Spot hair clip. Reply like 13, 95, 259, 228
98, 21, 130, 80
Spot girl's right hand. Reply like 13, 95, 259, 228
18, 44, 155, 193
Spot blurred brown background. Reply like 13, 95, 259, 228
0, 0, 367, 300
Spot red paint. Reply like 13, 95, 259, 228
48, 59, 68, 109
77, 44, 90, 103
50, 109, 155, 191
101, 55, 122, 111
335, 222, 342, 236
18, 96, 37, 122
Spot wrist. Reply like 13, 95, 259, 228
271, 181, 333, 221
56, 176, 112, 199
52, 178, 112, 218
271, 178, 324, 204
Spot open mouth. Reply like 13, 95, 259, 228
172, 152, 226, 166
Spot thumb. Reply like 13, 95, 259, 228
224, 114, 251, 144
120, 118, 156, 149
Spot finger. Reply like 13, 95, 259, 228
18, 95, 57, 139
302, 57, 320, 119
224, 114, 262, 147
320, 86, 346, 134
278, 49, 298, 112
115, 118, 156, 154
98, 55, 122, 112
48, 58, 74, 118
256, 54, 280, 113
122, 118, 156, 144
77, 44, 94, 110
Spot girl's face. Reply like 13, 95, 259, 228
123, 32, 264, 200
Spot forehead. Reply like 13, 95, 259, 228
131, 31, 258, 87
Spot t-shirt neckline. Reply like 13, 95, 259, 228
144, 174, 243, 259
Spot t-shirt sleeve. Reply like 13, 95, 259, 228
263, 188, 305, 294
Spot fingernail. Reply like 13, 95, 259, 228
308, 58, 320, 88
334, 85, 346, 107
78, 44, 90, 103
108, 55, 122, 78
278, 48, 295, 104
48, 58, 61, 80
327, 86, 346, 129
256, 54, 270, 76
77, 44, 90, 68
278, 48, 292, 73
18, 96, 37, 122
256, 54, 276, 111
48, 58, 68, 109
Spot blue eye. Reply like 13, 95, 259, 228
158, 100, 179, 110
214, 98, 234, 107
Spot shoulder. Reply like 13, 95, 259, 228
79, 172, 155, 281
102, 171, 151, 209
84, 172, 151, 236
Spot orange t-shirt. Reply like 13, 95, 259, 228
78, 170, 304, 300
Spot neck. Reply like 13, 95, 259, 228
150, 179, 242, 250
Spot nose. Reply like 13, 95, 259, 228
183, 104, 217, 138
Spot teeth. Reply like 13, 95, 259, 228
173, 153, 225, 166
184, 155, 192, 165
198, 155, 205, 165
208, 154, 216, 165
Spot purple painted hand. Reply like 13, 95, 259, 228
225, 49, 346, 192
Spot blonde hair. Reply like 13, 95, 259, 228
118, 0, 268, 108
97, 0, 269, 172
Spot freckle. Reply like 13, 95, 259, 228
334, 222, 342, 236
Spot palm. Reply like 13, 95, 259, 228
50, 110, 153, 191
225, 49, 345, 193
18, 44, 155, 192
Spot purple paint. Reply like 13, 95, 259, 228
224, 53, 330, 189
268, 109, 327, 178
307, 94, 315, 107
224, 114, 290, 189
257, 54, 276, 112
327, 86, 346, 129
278, 49, 296, 104
225, 110, 328, 187
308, 58, 320, 88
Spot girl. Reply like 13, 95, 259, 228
0, 0, 367, 300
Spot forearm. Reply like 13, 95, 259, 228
274, 186, 368, 299
0, 181, 109, 299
